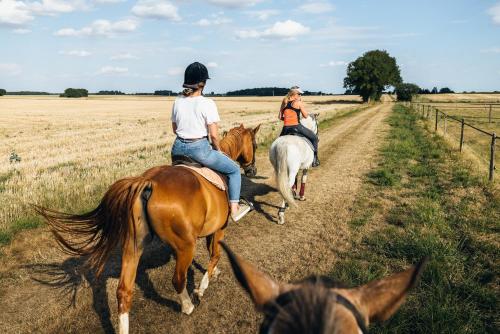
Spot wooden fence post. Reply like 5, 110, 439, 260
460, 118, 465, 152
489, 105, 492, 123
435, 109, 438, 132
490, 133, 496, 181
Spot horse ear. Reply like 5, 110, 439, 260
313, 113, 320, 119
253, 124, 261, 135
239, 123, 244, 129
222, 130, 228, 138
220, 242, 280, 308
345, 258, 428, 323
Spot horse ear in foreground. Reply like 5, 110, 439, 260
35, 124, 260, 334
220, 242, 427, 334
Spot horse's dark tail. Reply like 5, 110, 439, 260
35, 176, 152, 276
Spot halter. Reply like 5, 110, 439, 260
260, 289, 368, 334
224, 127, 257, 175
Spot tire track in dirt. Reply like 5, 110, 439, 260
0, 103, 392, 334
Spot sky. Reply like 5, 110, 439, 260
0, 0, 499, 93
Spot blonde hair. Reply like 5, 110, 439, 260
182, 82, 206, 97
281, 88, 300, 110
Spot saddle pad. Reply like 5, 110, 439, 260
177, 165, 227, 191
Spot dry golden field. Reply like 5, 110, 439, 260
0, 94, 362, 240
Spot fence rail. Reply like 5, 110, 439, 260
406, 102, 497, 181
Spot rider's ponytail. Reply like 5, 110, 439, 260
182, 82, 205, 97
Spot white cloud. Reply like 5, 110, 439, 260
299, 1, 334, 14
320, 60, 347, 67
488, 3, 500, 25
246, 9, 279, 21
54, 19, 138, 37
167, 67, 183, 76
98, 66, 128, 74
93, 0, 124, 3
131, 0, 180, 21
110, 53, 139, 60
12, 28, 31, 33
0, 63, 22, 76
480, 47, 500, 54
0, 0, 34, 26
207, 0, 262, 8
195, 14, 231, 26
28, 0, 89, 15
207, 62, 218, 68
236, 20, 310, 40
59, 49, 92, 57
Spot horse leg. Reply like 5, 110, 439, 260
117, 239, 144, 334
299, 169, 308, 201
278, 199, 286, 225
195, 228, 225, 298
173, 243, 196, 315
292, 174, 299, 200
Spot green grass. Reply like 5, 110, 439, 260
0, 216, 43, 246
330, 104, 499, 333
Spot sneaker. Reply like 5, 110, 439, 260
231, 203, 251, 222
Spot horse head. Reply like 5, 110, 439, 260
301, 113, 319, 135
221, 242, 427, 334
221, 124, 261, 177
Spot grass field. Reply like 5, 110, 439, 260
0, 94, 362, 246
330, 105, 499, 333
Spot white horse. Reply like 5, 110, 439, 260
269, 114, 318, 225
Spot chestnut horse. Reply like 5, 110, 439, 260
36, 124, 260, 334
221, 242, 427, 334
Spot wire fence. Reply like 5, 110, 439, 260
404, 102, 498, 181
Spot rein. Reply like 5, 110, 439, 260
260, 289, 368, 334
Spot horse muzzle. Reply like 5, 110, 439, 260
244, 165, 257, 177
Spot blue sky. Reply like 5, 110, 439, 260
0, 0, 499, 93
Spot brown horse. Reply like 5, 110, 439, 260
221, 242, 427, 334
36, 124, 261, 334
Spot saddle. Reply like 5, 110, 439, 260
172, 155, 227, 191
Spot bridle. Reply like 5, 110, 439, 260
241, 131, 257, 176
260, 289, 368, 334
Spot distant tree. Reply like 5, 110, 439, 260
154, 90, 174, 96
395, 83, 420, 101
96, 90, 125, 95
0, 89, 6, 96
419, 88, 431, 94
344, 50, 402, 102
60, 88, 88, 98
431, 87, 438, 94
439, 87, 454, 94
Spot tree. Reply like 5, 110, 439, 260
60, 88, 88, 98
395, 83, 420, 101
431, 87, 438, 94
344, 50, 402, 102
439, 87, 454, 94
0, 89, 6, 96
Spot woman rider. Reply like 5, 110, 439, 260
170, 62, 251, 222
279, 86, 320, 167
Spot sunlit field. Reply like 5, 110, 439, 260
0, 94, 362, 240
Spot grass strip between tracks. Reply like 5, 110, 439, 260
329, 104, 499, 333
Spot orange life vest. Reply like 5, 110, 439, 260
280, 101, 301, 126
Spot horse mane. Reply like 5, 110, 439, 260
261, 277, 341, 334
220, 126, 246, 159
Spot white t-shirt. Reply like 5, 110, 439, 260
171, 95, 220, 139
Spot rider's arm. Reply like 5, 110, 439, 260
172, 122, 177, 134
298, 99, 309, 118
208, 123, 221, 151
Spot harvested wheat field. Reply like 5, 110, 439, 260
0, 94, 390, 333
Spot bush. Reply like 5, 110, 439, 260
439, 87, 454, 94
60, 88, 88, 98
396, 83, 420, 101
0, 89, 6, 96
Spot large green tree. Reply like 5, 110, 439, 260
0, 89, 6, 96
344, 50, 402, 102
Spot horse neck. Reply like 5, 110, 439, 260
220, 132, 243, 160
301, 118, 317, 134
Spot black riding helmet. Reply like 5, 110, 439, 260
183, 62, 210, 88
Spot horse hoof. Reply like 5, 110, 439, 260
299, 197, 306, 201
194, 288, 204, 298
182, 302, 195, 315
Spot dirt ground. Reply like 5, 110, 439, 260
0, 103, 392, 334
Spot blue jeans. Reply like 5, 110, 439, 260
171, 138, 241, 202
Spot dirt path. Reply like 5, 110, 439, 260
0, 103, 392, 334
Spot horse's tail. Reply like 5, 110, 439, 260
275, 143, 297, 208
35, 176, 152, 276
